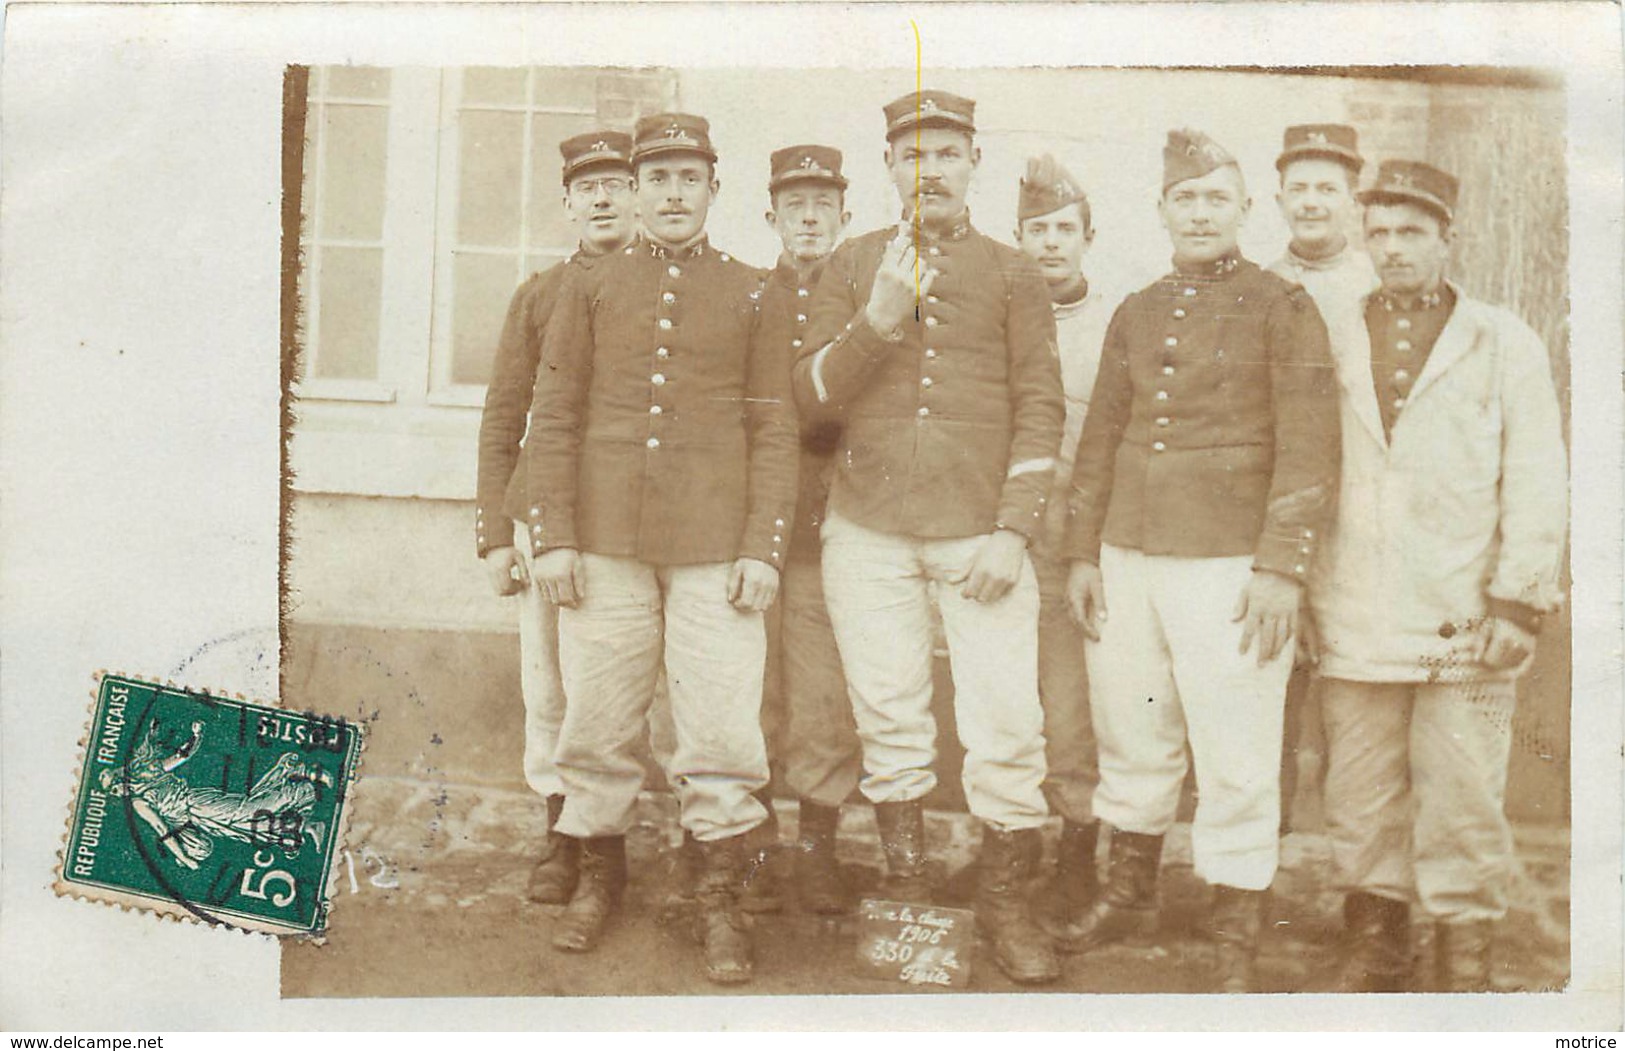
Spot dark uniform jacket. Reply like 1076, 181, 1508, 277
473, 250, 603, 558
760, 255, 839, 562
1062, 254, 1341, 583
526, 237, 799, 570
791, 219, 1064, 542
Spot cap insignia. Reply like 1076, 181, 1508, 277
799, 155, 819, 170
663, 124, 686, 139
1306, 131, 1329, 145
921, 97, 939, 113
589, 140, 609, 152
1388, 169, 1412, 187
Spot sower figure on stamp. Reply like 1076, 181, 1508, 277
1266, 124, 1380, 833
1010, 154, 1110, 945
1311, 161, 1567, 993
757, 144, 862, 915
474, 130, 638, 907
793, 89, 1065, 985
1062, 129, 1341, 992
527, 113, 799, 985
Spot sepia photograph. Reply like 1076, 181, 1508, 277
1, 0, 1620, 1035
280, 62, 1572, 998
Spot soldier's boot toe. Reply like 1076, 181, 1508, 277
977, 825, 1061, 985
874, 799, 933, 903
1330, 892, 1414, 993
795, 800, 850, 915
1065, 828, 1163, 954
1211, 885, 1269, 994
1031, 820, 1101, 950
694, 834, 755, 985
528, 794, 580, 905
1434, 919, 1495, 993
550, 835, 625, 953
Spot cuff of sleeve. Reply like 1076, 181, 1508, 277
741, 515, 791, 571
475, 505, 494, 558
1254, 528, 1317, 585
1487, 597, 1546, 634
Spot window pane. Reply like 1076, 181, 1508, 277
300, 103, 319, 241
315, 247, 384, 380
527, 112, 597, 249
456, 110, 524, 248
324, 66, 391, 100
462, 67, 526, 106
320, 103, 389, 241
452, 252, 522, 385
531, 68, 598, 110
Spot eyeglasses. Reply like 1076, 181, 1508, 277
570, 177, 631, 196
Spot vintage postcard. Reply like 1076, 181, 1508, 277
1, 0, 1621, 1034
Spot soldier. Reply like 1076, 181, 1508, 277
525, 112, 799, 985
1010, 154, 1109, 944
793, 89, 1065, 985
473, 130, 637, 908
1266, 124, 1380, 831
1062, 129, 1341, 992
1312, 161, 1567, 992
759, 144, 860, 914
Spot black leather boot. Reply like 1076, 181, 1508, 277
1031, 819, 1100, 948
1066, 828, 1162, 953
550, 835, 625, 953
740, 791, 785, 914
977, 825, 1061, 985
1434, 919, 1494, 993
1211, 884, 1269, 993
1332, 892, 1413, 992
526, 794, 579, 905
693, 834, 755, 985
873, 799, 932, 901
795, 800, 849, 915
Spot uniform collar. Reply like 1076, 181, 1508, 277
1050, 275, 1089, 307
1371, 282, 1453, 313
1283, 240, 1355, 273
901, 209, 973, 244
773, 251, 827, 288
1171, 249, 1245, 281
641, 234, 711, 261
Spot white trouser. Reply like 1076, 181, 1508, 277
1321, 678, 1518, 920
553, 554, 770, 842
820, 508, 1049, 830
1086, 544, 1294, 890
513, 521, 565, 799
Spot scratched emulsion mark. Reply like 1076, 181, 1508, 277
55, 672, 363, 936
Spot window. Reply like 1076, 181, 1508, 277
298, 66, 394, 401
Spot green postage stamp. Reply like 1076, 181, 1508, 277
54, 672, 363, 936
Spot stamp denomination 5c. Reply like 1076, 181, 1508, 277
55, 672, 362, 936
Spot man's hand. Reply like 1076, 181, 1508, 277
864, 232, 938, 338
727, 558, 780, 613
1478, 616, 1537, 671
1066, 561, 1107, 640
533, 548, 586, 608
1232, 570, 1302, 666
947, 529, 1027, 604
483, 546, 527, 597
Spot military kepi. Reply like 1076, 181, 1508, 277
1163, 128, 1238, 191
769, 144, 848, 194
632, 112, 717, 164
1359, 160, 1459, 224
1018, 153, 1089, 223
882, 89, 976, 141
1275, 124, 1364, 174
559, 130, 634, 185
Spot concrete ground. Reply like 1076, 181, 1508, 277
282, 777, 1570, 999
